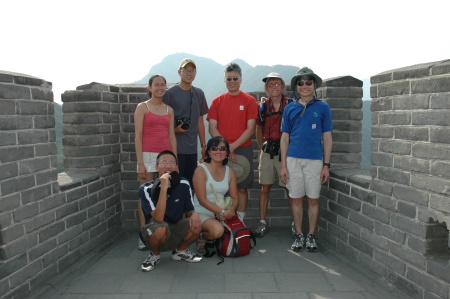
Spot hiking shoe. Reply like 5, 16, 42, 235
141, 252, 160, 271
138, 238, 146, 250
171, 248, 202, 263
306, 234, 318, 252
254, 222, 267, 237
291, 234, 305, 251
291, 223, 296, 238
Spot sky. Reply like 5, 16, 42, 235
1, 0, 449, 104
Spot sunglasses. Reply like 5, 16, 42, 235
226, 77, 240, 82
210, 146, 228, 152
297, 80, 314, 86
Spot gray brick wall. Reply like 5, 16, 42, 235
2, 59, 449, 299
0, 72, 122, 298
319, 60, 450, 299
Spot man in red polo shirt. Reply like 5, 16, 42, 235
207, 62, 258, 221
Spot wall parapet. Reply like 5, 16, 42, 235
2, 59, 449, 299
318, 60, 450, 299
0, 72, 122, 298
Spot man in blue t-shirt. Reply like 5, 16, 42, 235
139, 150, 202, 271
280, 67, 333, 253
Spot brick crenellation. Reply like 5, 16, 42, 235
1, 59, 449, 299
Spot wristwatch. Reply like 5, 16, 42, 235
323, 162, 331, 168
201, 144, 206, 147
220, 209, 225, 217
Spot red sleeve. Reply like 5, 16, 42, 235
206, 96, 219, 121
247, 96, 259, 120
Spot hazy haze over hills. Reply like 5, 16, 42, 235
134, 52, 300, 103
55, 53, 372, 172
135, 52, 372, 102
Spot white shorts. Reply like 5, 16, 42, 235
139, 152, 158, 173
286, 157, 322, 199
198, 213, 216, 224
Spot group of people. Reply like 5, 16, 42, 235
134, 58, 333, 271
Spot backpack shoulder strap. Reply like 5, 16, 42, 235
259, 101, 267, 123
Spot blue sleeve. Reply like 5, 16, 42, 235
179, 180, 194, 213
322, 104, 333, 133
139, 183, 154, 221
184, 186, 195, 213
281, 105, 293, 134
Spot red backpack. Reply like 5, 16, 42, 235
221, 215, 255, 257
204, 215, 256, 264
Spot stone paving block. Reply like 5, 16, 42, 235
173, 272, 224, 293
65, 273, 124, 294
275, 272, 332, 292
28, 232, 414, 299
226, 272, 278, 293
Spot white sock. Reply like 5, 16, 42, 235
260, 220, 266, 224
236, 211, 245, 220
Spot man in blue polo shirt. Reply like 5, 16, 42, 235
279, 67, 333, 252
139, 150, 202, 271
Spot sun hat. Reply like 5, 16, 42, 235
290, 67, 322, 89
179, 58, 196, 69
262, 72, 284, 83
228, 154, 251, 183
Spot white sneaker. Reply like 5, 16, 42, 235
138, 238, 146, 250
254, 222, 267, 237
141, 252, 160, 271
291, 223, 296, 238
171, 248, 202, 262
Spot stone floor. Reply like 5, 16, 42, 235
30, 228, 410, 299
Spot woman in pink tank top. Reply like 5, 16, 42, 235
134, 75, 177, 235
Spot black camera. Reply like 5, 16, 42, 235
262, 140, 280, 156
176, 117, 191, 130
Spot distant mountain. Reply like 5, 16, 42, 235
134, 52, 300, 103
54, 53, 372, 172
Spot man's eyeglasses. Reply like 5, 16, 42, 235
158, 161, 177, 166
267, 83, 282, 88
181, 69, 196, 74
297, 80, 314, 86
226, 77, 240, 82
210, 146, 228, 152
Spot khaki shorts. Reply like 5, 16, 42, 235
141, 218, 190, 252
258, 151, 285, 187
286, 157, 322, 199
138, 152, 158, 173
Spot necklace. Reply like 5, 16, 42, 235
149, 99, 163, 111
299, 97, 313, 106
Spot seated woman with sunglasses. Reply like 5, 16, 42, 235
192, 136, 239, 253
